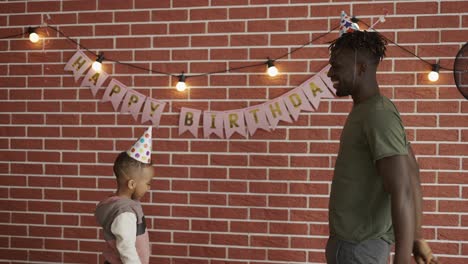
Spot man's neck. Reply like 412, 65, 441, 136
352, 80, 380, 105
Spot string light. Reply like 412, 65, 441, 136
428, 63, 440, 82
176, 73, 187, 92
92, 53, 104, 72
267, 58, 279, 77
28, 27, 39, 43
0, 23, 454, 83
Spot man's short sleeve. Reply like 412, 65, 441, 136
364, 109, 408, 162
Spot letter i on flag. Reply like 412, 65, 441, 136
203, 111, 225, 138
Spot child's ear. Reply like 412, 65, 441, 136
127, 179, 136, 190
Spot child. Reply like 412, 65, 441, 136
95, 126, 154, 264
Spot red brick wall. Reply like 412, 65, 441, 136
1, 0, 467, 263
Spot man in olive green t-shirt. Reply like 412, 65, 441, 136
325, 31, 438, 264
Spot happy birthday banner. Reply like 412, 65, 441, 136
65, 50, 336, 139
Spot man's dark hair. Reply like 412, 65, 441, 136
113, 151, 152, 180
329, 31, 388, 63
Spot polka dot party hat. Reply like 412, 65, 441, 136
126, 126, 152, 164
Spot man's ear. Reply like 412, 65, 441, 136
127, 179, 136, 190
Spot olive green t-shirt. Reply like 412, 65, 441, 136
329, 94, 408, 243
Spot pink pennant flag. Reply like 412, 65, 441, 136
81, 66, 109, 96
64, 50, 92, 82
203, 111, 224, 139
244, 104, 270, 136
317, 64, 337, 95
120, 90, 146, 121
141, 98, 166, 127
264, 98, 293, 130
102, 79, 128, 111
300, 75, 334, 110
224, 109, 247, 139
179, 107, 201, 137
282, 87, 314, 121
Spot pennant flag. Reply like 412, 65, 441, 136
64, 50, 93, 82
203, 111, 225, 139
317, 64, 337, 95
141, 98, 166, 127
264, 98, 293, 130
224, 109, 247, 139
102, 79, 128, 111
244, 104, 270, 136
179, 107, 201, 137
120, 89, 146, 121
282, 87, 314, 121
81, 66, 109, 96
300, 75, 334, 110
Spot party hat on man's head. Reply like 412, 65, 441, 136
339, 11, 360, 37
127, 126, 152, 164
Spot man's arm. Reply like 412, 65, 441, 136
407, 145, 439, 264
376, 155, 415, 264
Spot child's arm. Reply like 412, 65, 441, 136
111, 212, 142, 264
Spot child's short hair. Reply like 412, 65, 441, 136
113, 152, 152, 181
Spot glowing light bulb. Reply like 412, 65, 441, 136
92, 61, 102, 72
266, 58, 279, 77
267, 65, 279, 77
176, 73, 187, 92
176, 81, 187, 92
29, 32, 39, 43
92, 53, 105, 72
428, 64, 440, 82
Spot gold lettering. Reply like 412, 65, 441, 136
149, 102, 160, 117
72, 56, 86, 70
309, 82, 323, 97
185, 112, 193, 126
109, 85, 121, 96
249, 108, 260, 123
128, 94, 138, 106
269, 102, 282, 118
289, 93, 302, 108
210, 114, 217, 129
229, 113, 239, 128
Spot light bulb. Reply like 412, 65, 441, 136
428, 71, 439, 82
29, 32, 39, 43
266, 58, 279, 77
92, 61, 102, 72
176, 81, 187, 92
267, 65, 278, 77
176, 73, 187, 92
428, 64, 440, 82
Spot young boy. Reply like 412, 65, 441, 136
95, 126, 154, 264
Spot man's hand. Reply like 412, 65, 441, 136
413, 239, 439, 264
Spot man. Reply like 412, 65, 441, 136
325, 30, 439, 264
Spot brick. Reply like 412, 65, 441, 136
189, 246, 226, 258
229, 7, 267, 19
188, 220, 227, 233
270, 222, 308, 235
248, 20, 286, 32
212, 233, 248, 246
397, 2, 438, 14
270, 6, 308, 18
441, 1, 468, 13
228, 247, 265, 260
174, 232, 209, 244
